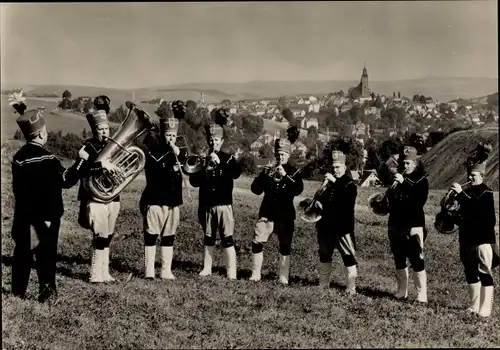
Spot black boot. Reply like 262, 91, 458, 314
38, 285, 57, 304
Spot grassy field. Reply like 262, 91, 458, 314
1, 140, 500, 348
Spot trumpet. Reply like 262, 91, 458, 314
263, 162, 285, 182
300, 177, 331, 223
434, 181, 471, 234
368, 169, 408, 216
182, 145, 217, 175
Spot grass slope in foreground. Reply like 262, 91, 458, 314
1, 141, 499, 348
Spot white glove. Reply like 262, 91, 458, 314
451, 183, 462, 194
276, 165, 287, 177
78, 146, 90, 160
210, 153, 220, 165
325, 173, 336, 183
394, 173, 404, 184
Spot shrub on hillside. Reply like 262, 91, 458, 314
238, 152, 258, 175
12, 129, 84, 159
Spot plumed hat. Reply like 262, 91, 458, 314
466, 142, 492, 174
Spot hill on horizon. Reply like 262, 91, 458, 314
420, 125, 499, 191
2, 85, 252, 104
2, 76, 497, 103
156, 77, 498, 102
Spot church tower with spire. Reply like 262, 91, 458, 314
348, 63, 372, 100
361, 63, 369, 97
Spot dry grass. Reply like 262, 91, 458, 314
1, 140, 500, 349
421, 126, 499, 191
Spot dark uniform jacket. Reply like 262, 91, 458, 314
456, 183, 497, 246
12, 142, 81, 222
316, 173, 357, 235
189, 150, 241, 207
387, 168, 429, 228
140, 144, 186, 209
251, 163, 304, 221
77, 138, 120, 203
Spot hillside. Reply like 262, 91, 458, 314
420, 126, 499, 190
451, 91, 498, 107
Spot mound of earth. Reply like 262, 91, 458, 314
420, 126, 499, 190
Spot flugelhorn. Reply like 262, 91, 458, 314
300, 178, 331, 223
368, 169, 407, 216
434, 181, 471, 234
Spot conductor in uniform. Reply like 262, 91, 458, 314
9, 94, 85, 302
189, 109, 242, 280
76, 96, 122, 283
314, 150, 358, 294
249, 137, 304, 284
140, 101, 187, 280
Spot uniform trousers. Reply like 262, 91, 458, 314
460, 243, 498, 286
198, 205, 235, 247
11, 217, 61, 297
316, 227, 357, 267
86, 200, 121, 247
252, 217, 294, 255
388, 226, 426, 272
144, 205, 180, 246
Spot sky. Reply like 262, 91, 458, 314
1, 1, 498, 89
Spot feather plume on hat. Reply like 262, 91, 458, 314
93, 95, 111, 114
281, 108, 300, 144
8, 89, 28, 115
205, 108, 229, 139
171, 100, 186, 120
466, 141, 492, 173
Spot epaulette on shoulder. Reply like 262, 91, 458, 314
478, 188, 494, 198
345, 180, 355, 188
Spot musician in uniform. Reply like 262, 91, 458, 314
387, 145, 429, 303
140, 101, 186, 280
451, 143, 498, 317
76, 96, 122, 283
315, 151, 358, 294
249, 138, 304, 284
10, 97, 85, 302
189, 109, 241, 279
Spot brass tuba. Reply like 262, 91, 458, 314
434, 181, 471, 234
83, 101, 155, 202
368, 169, 407, 216
300, 178, 330, 223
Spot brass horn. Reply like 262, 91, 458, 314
368, 169, 407, 216
182, 144, 215, 175
83, 101, 154, 202
300, 178, 330, 223
434, 181, 471, 234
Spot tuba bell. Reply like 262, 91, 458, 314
83, 101, 155, 202
434, 181, 471, 234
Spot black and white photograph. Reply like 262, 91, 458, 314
1, 1, 498, 348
